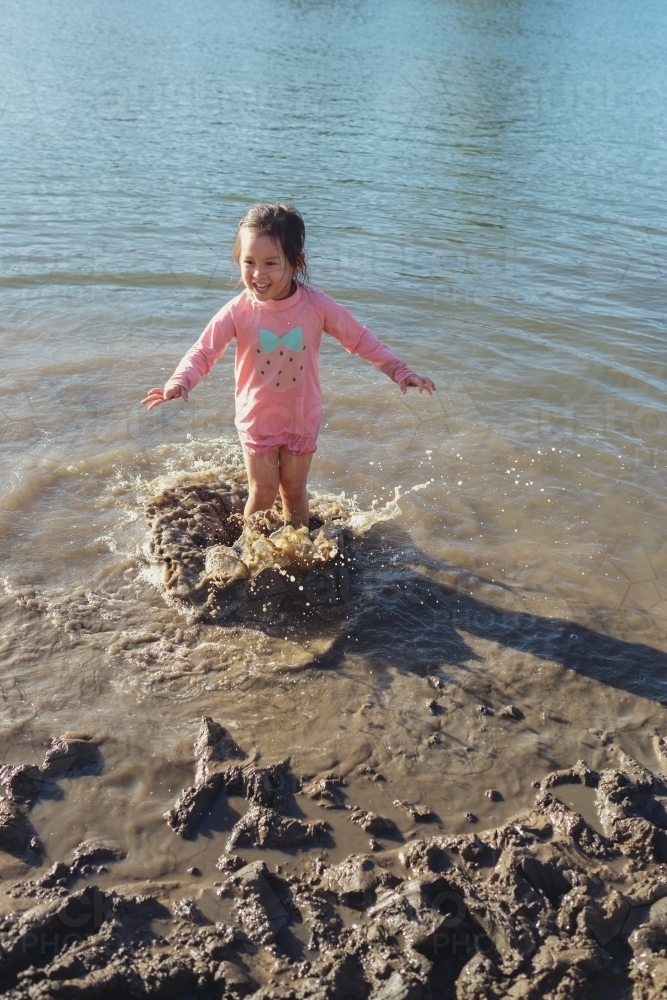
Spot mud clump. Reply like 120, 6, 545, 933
0, 764, 44, 808
0, 890, 239, 999
41, 735, 102, 777
222, 860, 289, 944
301, 774, 347, 809
541, 759, 600, 790
324, 855, 402, 910
349, 807, 399, 838
226, 805, 328, 851
164, 771, 230, 839
193, 715, 248, 783
165, 716, 298, 839
394, 799, 437, 822
165, 719, 327, 850
498, 703, 524, 721
172, 897, 211, 925
596, 754, 667, 864
653, 734, 667, 773
0, 800, 29, 854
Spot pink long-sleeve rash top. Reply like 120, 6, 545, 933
165, 284, 417, 443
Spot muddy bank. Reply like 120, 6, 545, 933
2, 715, 667, 998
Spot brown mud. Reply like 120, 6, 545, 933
2, 476, 667, 998
2, 715, 667, 998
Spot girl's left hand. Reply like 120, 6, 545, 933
399, 374, 436, 395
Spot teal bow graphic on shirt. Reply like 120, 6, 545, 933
259, 327, 303, 354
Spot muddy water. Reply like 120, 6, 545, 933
1, 0, 667, 964
1, 432, 666, 901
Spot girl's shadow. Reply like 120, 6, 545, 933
305, 523, 667, 706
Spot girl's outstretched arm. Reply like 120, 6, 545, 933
141, 384, 188, 410
142, 301, 238, 411
398, 374, 436, 395
321, 292, 435, 393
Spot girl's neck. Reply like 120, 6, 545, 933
274, 278, 298, 301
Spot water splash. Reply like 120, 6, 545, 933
143, 476, 410, 599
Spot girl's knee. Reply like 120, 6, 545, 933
279, 478, 306, 500
248, 484, 278, 504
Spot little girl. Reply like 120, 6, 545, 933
142, 203, 435, 526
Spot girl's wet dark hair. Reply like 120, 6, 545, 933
233, 202, 309, 284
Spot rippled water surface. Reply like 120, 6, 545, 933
1, 0, 667, 887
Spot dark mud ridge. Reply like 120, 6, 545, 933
144, 479, 361, 621
3, 719, 667, 998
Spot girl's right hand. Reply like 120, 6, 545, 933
140, 384, 189, 410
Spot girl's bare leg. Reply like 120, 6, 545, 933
243, 447, 312, 526
243, 448, 281, 518
278, 448, 312, 527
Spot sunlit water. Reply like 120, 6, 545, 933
1, 0, 667, 889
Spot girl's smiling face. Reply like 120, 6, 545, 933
240, 228, 297, 302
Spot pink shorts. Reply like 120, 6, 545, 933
239, 430, 318, 457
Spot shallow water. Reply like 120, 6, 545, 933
1, 0, 667, 909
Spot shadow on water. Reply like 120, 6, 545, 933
302, 524, 667, 707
